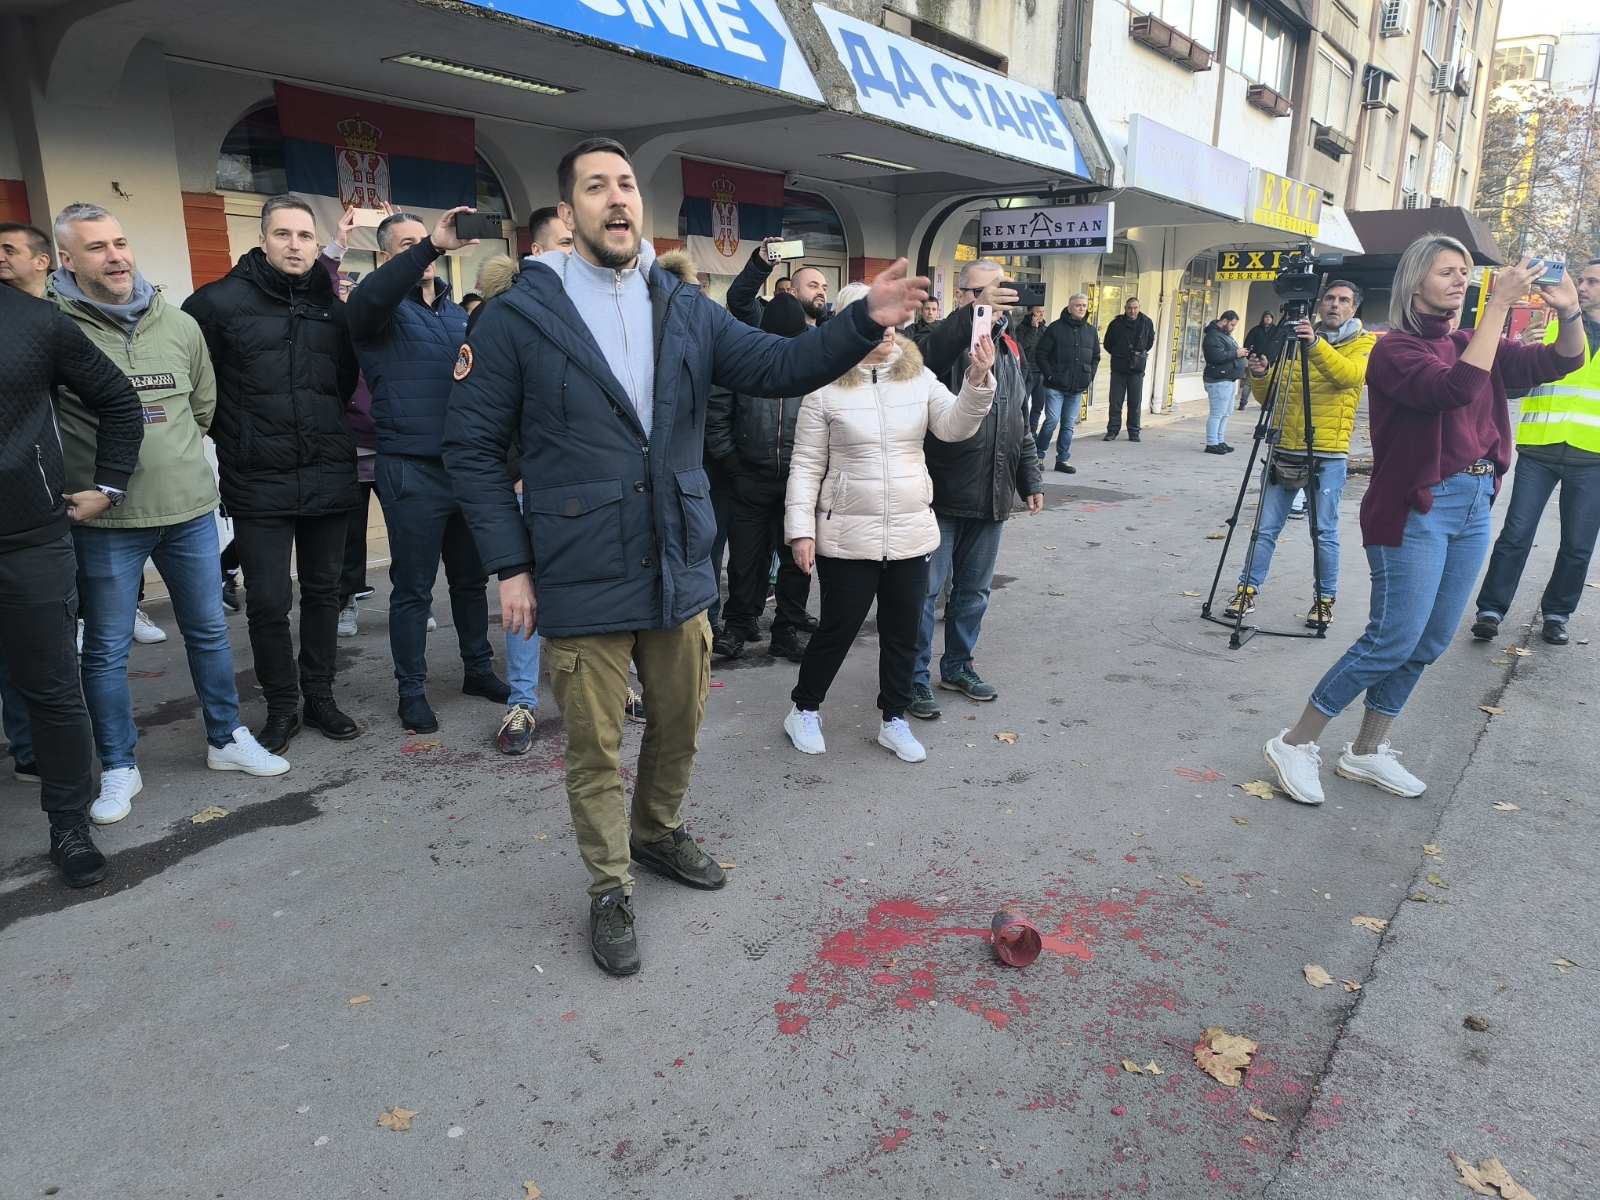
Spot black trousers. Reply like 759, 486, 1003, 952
792, 554, 928, 720
1108, 370, 1144, 434
722, 472, 810, 637
232, 513, 346, 716
340, 483, 376, 605
220, 539, 239, 577
0, 536, 94, 822
1024, 368, 1047, 433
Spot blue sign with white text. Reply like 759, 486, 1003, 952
462, 0, 823, 101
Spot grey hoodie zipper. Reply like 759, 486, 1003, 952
612, 271, 645, 434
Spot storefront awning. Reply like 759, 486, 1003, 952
1345, 206, 1505, 267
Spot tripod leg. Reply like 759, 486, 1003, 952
1298, 335, 1328, 635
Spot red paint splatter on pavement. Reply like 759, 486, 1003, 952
611, 1140, 629, 1161
788, 974, 809, 994
1111, 1105, 1127, 1116
1125, 853, 1139, 863
1175, 766, 1226, 783
559, 1010, 577, 1022
774, 1002, 809, 1035
214, 920, 235, 932
880, 1128, 911, 1152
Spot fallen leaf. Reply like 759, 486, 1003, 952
1180, 590, 1201, 597
1179, 874, 1204, 889
1047, 589, 1066, 597
1247, 1105, 1279, 1123
718, 861, 736, 870
191, 805, 229, 825
1043, 544, 1057, 550
1407, 891, 1432, 903
1427, 872, 1449, 889
532, 832, 548, 842
1341, 980, 1362, 992
995, 731, 1019, 745
1492, 801, 1520, 812
1479, 705, 1506, 716
1144, 1061, 1163, 1075
1351, 915, 1389, 934
1193, 1026, 1257, 1087
523, 1184, 543, 1200
1303, 963, 1334, 988
1237, 780, 1278, 800
1422, 843, 1441, 857
376, 1107, 419, 1132
1552, 957, 1577, 974
1205, 532, 1226, 540
1451, 1153, 1537, 1199
1505, 646, 1533, 657
1463, 1014, 1489, 1031
348, 995, 371, 1006
1231, 815, 1250, 826
1121, 1058, 1143, 1073
313, 1135, 329, 1147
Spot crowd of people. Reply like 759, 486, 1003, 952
3, 135, 1597, 980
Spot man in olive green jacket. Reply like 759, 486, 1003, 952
51, 203, 290, 826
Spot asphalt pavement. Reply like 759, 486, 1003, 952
2, 404, 1594, 1200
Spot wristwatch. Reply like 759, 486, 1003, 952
96, 485, 127, 508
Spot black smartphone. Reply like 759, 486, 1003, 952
1008, 281, 1046, 308
452, 211, 501, 240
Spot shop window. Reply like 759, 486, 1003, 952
217, 105, 287, 195
1177, 255, 1217, 375
1089, 241, 1142, 330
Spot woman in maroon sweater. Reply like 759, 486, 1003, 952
1266, 234, 1585, 806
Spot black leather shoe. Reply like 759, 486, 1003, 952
257, 712, 301, 754
304, 695, 360, 740
1220, 443, 1235, 453
1470, 614, 1501, 642
1204, 444, 1228, 455
1103, 431, 1119, 441
1542, 619, 1570, 645
1127, 431, 1141, 442
1054, 462, 1077, 474
50, 820, 107, 888
768, 628, 808, 663
397, 693, 438, 734
799, 614, 820, 634
711, 626, 743, 659
462, 671, 511, 704
589, 888, 641, 976
631, 826, 727, 890
221, 574, 241, 614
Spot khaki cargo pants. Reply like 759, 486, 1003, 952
544, 612, 712, 896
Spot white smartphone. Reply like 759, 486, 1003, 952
970, 303, 993, 351
770, 238, 805, 261
350, 208, 386, 229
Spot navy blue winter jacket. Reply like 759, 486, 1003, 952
346, 239, 468, 457
442, 249, 884, 638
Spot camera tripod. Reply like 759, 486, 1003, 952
1200, 298, 1329, 648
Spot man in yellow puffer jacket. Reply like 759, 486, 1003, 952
1225, 280, 1377, 627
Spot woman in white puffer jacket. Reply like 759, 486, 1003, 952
783, 282, 996, 763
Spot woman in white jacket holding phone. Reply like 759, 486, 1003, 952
783, 281, 997, 763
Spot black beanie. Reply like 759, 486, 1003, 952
760, 291, 809, 338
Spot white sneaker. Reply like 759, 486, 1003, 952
207, 726, 291, 777
1336, 742, 1425, 797
877, 717, 927, 763
76, 618, 84, 655
784, 705, 826, 755
426, 613, 438, 633
90, 765, 142, 824
1265, 731, 1324, 805
133, 608, 168, 644
337, 603, 358, 638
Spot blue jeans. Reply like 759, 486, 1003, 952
1310, 470, 1494, 719
0, 657, 33, 765
507, 491, 542, 710
1036, 388, 1085, 465
1205, 381, 1237, 445
914, 514, 1005, 688
74, 513, 240, 769
1240, 457, 1348, 599
1476, 453, 1600, 622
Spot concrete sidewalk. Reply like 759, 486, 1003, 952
1, 406, 1594, 1200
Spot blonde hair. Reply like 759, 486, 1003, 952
1390, 232, 1472, 334
834, 282, 870, 311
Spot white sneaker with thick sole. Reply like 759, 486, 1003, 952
337, 603, 358, 638
1264, 731, 1324, 805
90, 765, 142, 824
1335, 743, 1425, 797
877, 717, 927, 763
784, 705, 826, 755
133, 608, 168, 644
426, 614, 438, 633
76, 618, 84, 655
207, 727, 291, 777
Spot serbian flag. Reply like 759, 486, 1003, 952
682, 159, 784, 277
274, 83, 476, 213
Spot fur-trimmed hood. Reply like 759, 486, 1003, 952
476, 254, 518, 303
657, 249, 696, 285
833, 334, 923, 389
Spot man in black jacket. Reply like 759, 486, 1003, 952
1201, 310, 1247, 453
705, 292, 813, 662
347, 206, 508, 736
1102, 296, 1156, 441
1035, 293, 1101, 473
1, 281, 143, 887
909, 259, 1043, 721
1014, 305, 1049, 434
183, 194, 361, 752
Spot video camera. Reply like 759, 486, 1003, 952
1272, 243, 1344, 310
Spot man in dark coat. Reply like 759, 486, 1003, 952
443, 138, 929, 977
909, 259, 1043, 721
1013, 304, 1049, 433
1034, 293, 1101, 473
183, 194, 360, 753
1102, 296, 1156, 441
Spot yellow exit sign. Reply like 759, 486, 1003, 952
1250, 169, 1322, 237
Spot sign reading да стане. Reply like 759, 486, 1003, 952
1249, 169, 1322, 238
978, 203, 1114, 255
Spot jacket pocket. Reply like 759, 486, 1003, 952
524, 478, 626, 586
674, 467, 715, 566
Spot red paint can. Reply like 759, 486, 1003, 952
990, 910, 1042, 968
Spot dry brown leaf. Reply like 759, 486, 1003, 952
407, 739, 442, 752
1144, 1061, 1163, 1075
1232, 815, 1250, 826
1342, 979, 1362, 993
1179, 874, 1204, 889
1408, 891, 1432, 903
1303, 963, 1334, 988
1492, 801, 1521, 812
376, 1107, 418, 1132
191, 805, 229, 825
1193, 1026, 1257, 1087
1180, 590, 1202, 597
1247, 1105, 1279, 1123
1205, 532, 1227, 540
1451, 1153, 1537, 1199
348, 995, 371, 1006
718, 861, 736, 870
1351, 915, 1389, 934
523, 1184, 542, 1200
1479, 705, 1506, 716
994, 730, 1019, 745
1237, 780, 1278, 800
1552, 957, 1577, 974
1121, 1058, 1143, 1073
1427, 873, 1449, 889
1422, 844, 1441, 857
1505, 646, 1533, 657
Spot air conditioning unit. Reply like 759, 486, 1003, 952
1401, 189, 1421, 209
1362, 66, 1394, 108
1454, 55, 1475, 96
1380, 0, 1411, 37
1431, 62, 1455, 91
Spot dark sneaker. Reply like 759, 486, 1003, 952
353, 586, 376, 601
1220, 443, 1235, 453
496, 704, 536, 755
1542, 618, 1570, 645
624, 687, 646, 724
397, 693, 439, 735
938, 666, 998, 702
1224, 585, 1258, 619
631, 826, 727, 890
1304, 597, 1335, 628
711, 626, 744, 659
1204, 444, 1228, 455
907, 684, 941, 720
305, 696, 360, 740
13, 758, 40, 784
256, 712, 301, 755
1127, 431, 1141, 442
799, 614, 820, 633
1103, 430, 1119, 441
49, 820, 107, 888
1054, 462, 1076, 474
768, 628, 808, 663
1470, 613, 1501, 642
462, 671, 511, 704
221, 574, 241, 614
589, 889, 640, 977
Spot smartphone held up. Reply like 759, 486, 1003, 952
970, 303, 993, 352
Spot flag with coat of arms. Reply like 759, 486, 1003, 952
681, 160, 785, 277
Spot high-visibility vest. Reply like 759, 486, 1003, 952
1518, 318, 1600, 453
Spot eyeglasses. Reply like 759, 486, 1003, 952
960, 286, 986, 295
